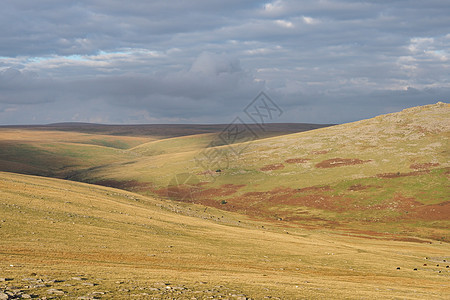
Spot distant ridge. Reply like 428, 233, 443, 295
0, 122, 335, 137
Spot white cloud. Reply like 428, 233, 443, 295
302, 16, 320, 25
408, 37, 434, 53
264, 0, 284, 14
274, 19, 294, 28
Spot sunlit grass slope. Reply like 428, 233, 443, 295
76, 103, 449, 240
81, 102, 448, 188
0, 103, 448, 241
0, 130, 152, 177
1, 171, 449, 299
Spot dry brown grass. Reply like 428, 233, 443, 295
1, 172, 449, 299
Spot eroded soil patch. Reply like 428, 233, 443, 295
348, 184, 377, 191
316, 158, 370, 168
260, 163, 285, 171
310, 150, 329, 155
285, 158, 310, 164
410, 162, 440, 170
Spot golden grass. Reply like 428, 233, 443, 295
1, 171, 449, 299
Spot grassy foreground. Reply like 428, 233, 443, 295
1, 171, 449, 299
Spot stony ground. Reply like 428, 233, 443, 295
1, 275, 257, 299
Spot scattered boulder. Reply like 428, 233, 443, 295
82, 282, 97, 287
47, 288, 65, 295
72, 277, 87, 281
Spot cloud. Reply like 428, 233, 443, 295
0, 68, 60, 104
274, 19, 294, 28
0, 53, 264, 124
0, 0, 449, 124
301, 16, 320, 25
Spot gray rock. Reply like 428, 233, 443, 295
0, 292, 8, 300
28, 284, 45, 289
72, 277, 87, 281
91, 291, 104, 295
82, 282, 97, 286
47, 288, 65, 295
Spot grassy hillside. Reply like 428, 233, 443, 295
66, 102, 449, 241
0, 123, 326, 178
0, 129, 151, 177
0, 103, 448, 242
1, 171, 449, 299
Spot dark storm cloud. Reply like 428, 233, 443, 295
0, 68, 60, 104
0, 0, 449, 124
0, 53, 264, 124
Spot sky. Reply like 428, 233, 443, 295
0, 0, 449, 125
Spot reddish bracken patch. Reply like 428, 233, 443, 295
410, 162, 440, 170
285, 158, 310, 164
297, 185, 332, 192
196, 170, 216, 175
348, 184, 374, 191
285, 194, 347, 212
315, 158, 370, 168
157, 183, 244, 203
164, 184, 202, 202
260, 163, 285, 171
195, 184, 245, 198
369, 193, 422, 213
310, 150, 329, 155
408, 201, 450, 221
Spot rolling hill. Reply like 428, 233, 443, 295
1, 171, 449, 299
0, 102, 449, 298
2, 102, 446, 241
